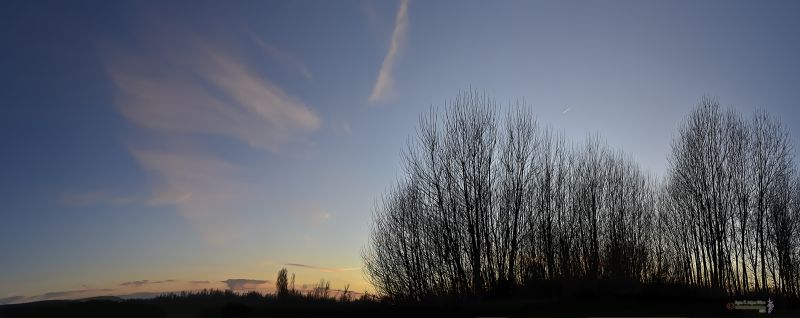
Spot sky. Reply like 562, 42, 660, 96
1, 0, 799, 304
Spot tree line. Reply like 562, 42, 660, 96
362, 91, 800, 301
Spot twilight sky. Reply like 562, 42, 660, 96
1, 0, 799, 304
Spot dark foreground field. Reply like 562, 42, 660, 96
2, 285, 799, 318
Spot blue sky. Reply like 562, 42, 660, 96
1, 0, 799, 303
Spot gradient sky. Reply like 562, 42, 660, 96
1, 0, 799, 304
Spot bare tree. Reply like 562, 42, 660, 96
495, 105, 537, 291
364, 91, 799, 301
750, 110, 794, 292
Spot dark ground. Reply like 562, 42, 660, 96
2, 284, 799, 318
1, 297, 798, 317
2, 297, 798, 318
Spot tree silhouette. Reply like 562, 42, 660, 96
363, 89, 800, 301
664, 97, 799, 297
276, 268, 289, 297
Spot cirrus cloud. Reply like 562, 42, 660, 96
106, 37, 321, 151
368, 0, 410, 104
100, 15, 322, 243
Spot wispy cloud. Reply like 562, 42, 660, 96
119, 279, 176, 287
221, 279, 270, 291
107, 40, 321, 151
60, 191, 137, 206
101, 17, 322, 243
285, 263, 361, 273
250, 33, 313, 81
40, 288, 117, 300
102, 12, 322, 151
132, 149, 256, 244
368, 0, 410, 104
119, 280, 150, 287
